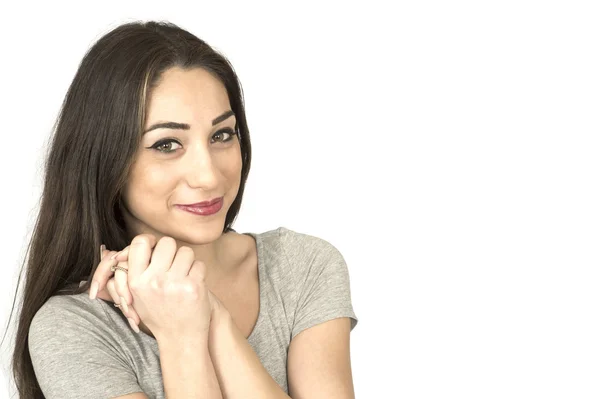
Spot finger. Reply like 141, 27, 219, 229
113, 245, 130, 262
147, 236, 177, 275
128, 234, 157, 282
188, 259, 207, 281
93, 283, 114, 302
168, 246, 196, 278
113, 258, 131, 315
90, 246, 120, 299
106, 279, 121, 306
85, 246, 113, 292
89, 250, 119, 300
101, 246, 113, 260
124, 303, 141, 325
108, 279, 141, 326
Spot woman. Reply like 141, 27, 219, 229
9, 20, 358, 398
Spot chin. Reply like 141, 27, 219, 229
175, 234, 224, 247
170, 223, 228, 244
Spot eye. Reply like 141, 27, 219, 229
212, 128, 236, 143
149, 139, 182, 154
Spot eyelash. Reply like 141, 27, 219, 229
147, 128, 236, 154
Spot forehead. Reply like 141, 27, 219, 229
145, 67, 231, 125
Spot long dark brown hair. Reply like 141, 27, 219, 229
2, 20, 252, 398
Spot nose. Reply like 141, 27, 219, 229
183, 144, 220, 190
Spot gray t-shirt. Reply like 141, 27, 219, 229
29, 226, 358, 398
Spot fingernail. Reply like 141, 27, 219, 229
119, 297, 129, 314
128, 318, 140, 333
100, 244, 106, 259
89, 281, 99, 300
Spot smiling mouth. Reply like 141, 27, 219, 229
179, 196, 224, 207
175, 198, 224, 216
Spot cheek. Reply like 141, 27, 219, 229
225, 157, 242, 178
223, 147, 243, 176
126, 164, 174, 198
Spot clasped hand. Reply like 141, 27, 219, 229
85, 234, 224, 339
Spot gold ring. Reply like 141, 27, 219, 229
110, 264, 129, 274
114, 304, 121, 308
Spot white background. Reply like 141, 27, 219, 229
1, 1, 599, 398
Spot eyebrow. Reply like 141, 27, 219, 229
143, 110, 235, 134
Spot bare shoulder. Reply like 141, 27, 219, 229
212, 232, 257, 283
232, 232, 258, 280
227, 231, 257, 266
239, 232, 258, 262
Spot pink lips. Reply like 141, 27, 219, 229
183, 197, 223, 207
176, 197, 224, 216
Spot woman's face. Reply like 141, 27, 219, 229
121, 67, 242, 245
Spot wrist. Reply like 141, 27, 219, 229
210, 306, 231, 339
211, 303, 231, 326
156, 331, 210, 351
208, 306, 232, 352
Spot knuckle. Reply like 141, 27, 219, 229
142, 233, 157, 242
131, 235, 151, 247
178, 246, 194, 256
184, 283, 200, 300
149, 276, 163, 291
101, 255, 117, 269
159, 236, 177, 248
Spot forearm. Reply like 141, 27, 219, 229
157, 335, 223, 399
209, 310, 291, 399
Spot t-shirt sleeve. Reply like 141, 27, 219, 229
280, 228, 359, 340
28, 298, 144, 399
